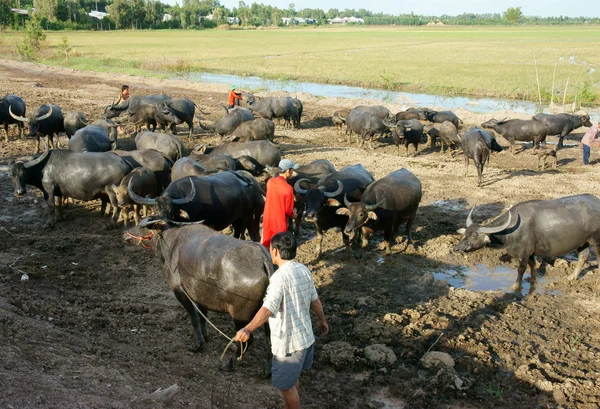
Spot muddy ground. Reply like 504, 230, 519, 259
1, 60, 599, 409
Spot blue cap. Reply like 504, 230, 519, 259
278, 159, 299, 171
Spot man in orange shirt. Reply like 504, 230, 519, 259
228, 85, 243, 109
261, 159, 299, 248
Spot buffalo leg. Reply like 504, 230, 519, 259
527, 256, 538, 295
315, 227, 324, 259
510, 257, 529, 294
45, 188, 56, 227
104, 187, 120, 223
221, 319, 254, 372
3, 123, 8, 142
187, 120, 193, 137
568, 245, 590, 280
262, 324, 272, 378
342, 232, 352, 259
464, 156, 469, 177
173, 289, 206, 352
55, 196, 64, 221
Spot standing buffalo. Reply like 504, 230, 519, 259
354, 105, 392, 120
422, 108, 462, 130
332, 110, 349, 134
345, 109, 392, 148
249, 97, 299, 129
438, 121, 461, 154
481, 118, 547, 154
135, 131, 184, 162
63, 112, 88, 138
197, 140, 281, 167
68, 125, 114, 152
154, 98, 197, 136
532, 113, 592, 148
391, 119, 423, 156
336, 169, 422, 256
123, 220, 272, 373
226, 118, 275, 142
0, 94, 26, 141
394, 108, 422, 122
91, 119, 119, 145
104, 94, 171, 119
461, 127, 503, 186
294, 164, 374, 258
10, 104, 65, 153
111, 167, 157, 226
209, 107, 255, 136
112, 149, 172, 192
114, 104, 166, 133
454, 194, 600, 294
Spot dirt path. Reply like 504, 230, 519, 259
1, 59, 599, 409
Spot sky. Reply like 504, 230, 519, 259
166, 0, 600, 18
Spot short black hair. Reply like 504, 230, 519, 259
270, 232, 297, 260
121, 85, 129, 91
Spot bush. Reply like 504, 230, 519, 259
16, 14, 46, 59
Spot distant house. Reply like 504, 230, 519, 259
328, 16, 364, 24
282, 17, 317, 25
162, 13, 172, 22
89, 10, 109, 19
205, 14, 239, 24
11, 8, 31, 15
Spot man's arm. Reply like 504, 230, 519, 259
284, 189, 295, 218
234, 306, 273, 342
311, 298, 329, 336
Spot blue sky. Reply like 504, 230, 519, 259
170, 0, 600, 18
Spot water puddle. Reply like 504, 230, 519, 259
177, 72, 599, 120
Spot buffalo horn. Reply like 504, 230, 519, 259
322, 179, 343, 198
477, 212, 513, 235
9, 105, 28, 123
294, 178, 311, 195
343, 193, 352, 207
172, 178, 196, 205
166, 219, 205, 226
465, 207, 475, 227
35, 105, 53, 122
128, 178, 157, 205
365, 199, 384, 211
24, 147, 50, 168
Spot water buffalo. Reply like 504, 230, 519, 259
226, 118, 275, 142
91, 119, 119, 145
0, 94, 26, 141
426, 126, 440, 147
128, 172, 264, 241
291, 98, 303, 128
249, 97, 299, 129
68, 125, 114, 152
9, 149, 131, 226
123, 219, 272, 373
104, 94, 171, 119
294, 164, 374, 258
115, 104, 167, 133
111, 167, 157, 226
197, 140, 281, 167
345, 109, 392, 148
461, 127, 503, 186
354, 105, 392, 120
532, 113, 592, 148
10, 104, 65, 153
438, 121, 461, 154
63, 112, 88, 138
531, 145, 558, 170
332, 110, 349, 134
422, 108, 462, 130
188, 153, 237, 172
454, 194, 600, 294
481, 118, 547, 154
135, 131, 184, 162
112, 149, 172, 192
154, 98, 196, 136
336, 169, 422, 256
391, 119, 423, 156
394, 108, 422, 122
171, 157, 209, 181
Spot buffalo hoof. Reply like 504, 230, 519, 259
219, 357, 236, 372
188, 342, 204, 353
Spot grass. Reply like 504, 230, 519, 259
1, 26, 599, 104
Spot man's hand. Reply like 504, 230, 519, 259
234, 327, 252, 343
317, 319, 329, 336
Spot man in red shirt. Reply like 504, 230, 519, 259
228, 85, 243, 109
261, 159, 299, 248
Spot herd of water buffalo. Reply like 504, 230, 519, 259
1, 90, 598, 371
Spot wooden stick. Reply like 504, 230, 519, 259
551, 60, 557, 106
534, 55, 542, 105
562, 76, 569, 107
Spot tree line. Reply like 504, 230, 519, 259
1, 0, 599, 31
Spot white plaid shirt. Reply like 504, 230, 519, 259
263, 260, 319, 357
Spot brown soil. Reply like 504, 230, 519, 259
1, 59, 599, 409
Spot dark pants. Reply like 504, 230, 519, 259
583, 144, 591, 165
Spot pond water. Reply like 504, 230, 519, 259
179, 72, 599, 120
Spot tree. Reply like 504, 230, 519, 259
503, 7, 522, 24
0, 0, 12, 29
34, 0, 58, 21
16, 13, 46, 58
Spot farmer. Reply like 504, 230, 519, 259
260, 159, 298, 248
117, 84, 130, 104
234, 232, 329, 409
581, 121, 600, 165
228, 85, 243, 109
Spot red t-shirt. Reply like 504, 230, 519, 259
261, 176, 294, 248
228, 90, 242, 106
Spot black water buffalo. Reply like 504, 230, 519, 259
532, 113, 592, 148
171, 157, 209, 181
0, 94, 26, 141
354, 105, 392, 120
249, 97, 299, 129
111, 167, 157, 226
115, 104, 167, 133
422, 108, 462, 130
198, 140, 281, 167
112, 149, 172, 192
188, 153, 237, 171
123, 219, 272, 373
336, 169, 422, 256
454, 194, 600, 294
481, 118, 547, 154
208, 107, 255, 136
91, 119, 119, 145
135, 131, 184, 162
10, 104, 65, 153
154, 98, 196, 136
438, 121, 461, 154
68, 125, 114, 152
9, 149, 131, 226
63, 112, 88, 138
426, 126, 440, 147
461, 127, 503, 186
104, 94, 171, 119
345, 109, 392, 148
332, 110, 349, 134
292, 98, 303, 128
532, 145, 558, 170
128, 172, 264, 241
394, 108, 422, 122
391, 119, 423, 156
294, 164, 374, 258
226, 118, 275, 142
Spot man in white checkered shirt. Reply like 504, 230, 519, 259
235, 232, 328, 409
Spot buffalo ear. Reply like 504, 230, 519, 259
111, 184, 119, 191
335, 208, 349, 216
179, 209, 191, 220
456, 228, 466, 234
368, 211, 378, 220
327, 198, 342, 207
483, 235, 491, 243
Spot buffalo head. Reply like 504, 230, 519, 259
128, 177, 196, 221
294, 178, 343, 222
9, 148, 50, 197
10, 104, 53, 137
453, 207, 513, 252
581, 115, 592, 127
335, 194, 384, 235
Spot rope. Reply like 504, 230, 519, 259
178, 284, 248, 362
125, 231, 153, 249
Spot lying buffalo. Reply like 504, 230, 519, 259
135, 131, 184, 162
63, 112, 88, 138
111, 167, 157, 226
197, 140, 281, 167
68, 125, 114, 152
154, 98, 196, 136
532, 113, 592, 148
391, 119, 423, 156
481, 118, 547, 154
336, 169, 422, 256
10, 104, 65, 153
454, 194, 600, 294
422, 108, 462, 130
124, 219, 272, 373
104, 94, 171, 119
461, 127, 503, 186
226, 118, 275, 142
208, 107, 255, 136
112, 149, 172, 192
1, 94, 26, 141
